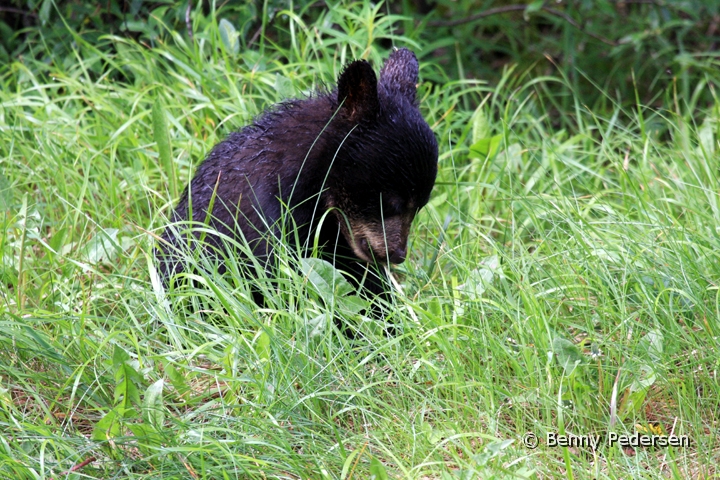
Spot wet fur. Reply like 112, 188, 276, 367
158, 48, 438, 326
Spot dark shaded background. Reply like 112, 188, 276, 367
2, 0, 719, 112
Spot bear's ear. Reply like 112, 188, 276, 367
379, 47, 419, 104
337, 60, 379, 122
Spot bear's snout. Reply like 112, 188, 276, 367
388, 246, 406, 264
358, 235, 407, 264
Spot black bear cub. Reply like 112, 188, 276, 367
158, 48, 438, 328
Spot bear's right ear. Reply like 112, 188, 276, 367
379, 48, 419, 105
337, 60, 379, 122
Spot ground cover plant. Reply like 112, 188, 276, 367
1, 1, 720, 478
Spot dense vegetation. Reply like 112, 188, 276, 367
1, 1, 719, 478
4, 0, 719, 107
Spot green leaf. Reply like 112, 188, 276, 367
698, 115, 715, 155
274, 73, 294, 98
630, 364, 656, 392
620, 364, 656, 417
307, 313, 329, 337
92, 409, 121, 442
39, 0, 52, 26
83, 228, 120, 265
340, 295, 369, 314
637, 329, 663, 362
242, 50, 267, 71
115, 363, 142, 413
369, 456, 389, 480
112, 344, 130, 367
165, 363, 190, 398
143, 379, 165, 429
470, 134, 503, 159
0, 381, 12, 410
128, 423, 163, 450
552, 337, 582, 375
255, 330, 271, 361
473, 439, 514, 467
458, 255, 503, 297
112, 346, 142, 412
525, 0, 545, 20
471, 106, 490, 143
218, 18, 239, 54
301, 258, 354, 298
341, 448, 362, 479
0, 171, 12, 210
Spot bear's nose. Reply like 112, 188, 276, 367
388, 247, 406, 264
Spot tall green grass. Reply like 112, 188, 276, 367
1, 3, 719, 479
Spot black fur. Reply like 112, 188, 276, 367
157, 48, 438, 327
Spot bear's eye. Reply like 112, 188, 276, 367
381, 197, 405, 217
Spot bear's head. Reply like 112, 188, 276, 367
327, 48, 438, 265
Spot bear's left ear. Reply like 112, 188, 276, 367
337, 60, 379, 122
379, 47, 419, 104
